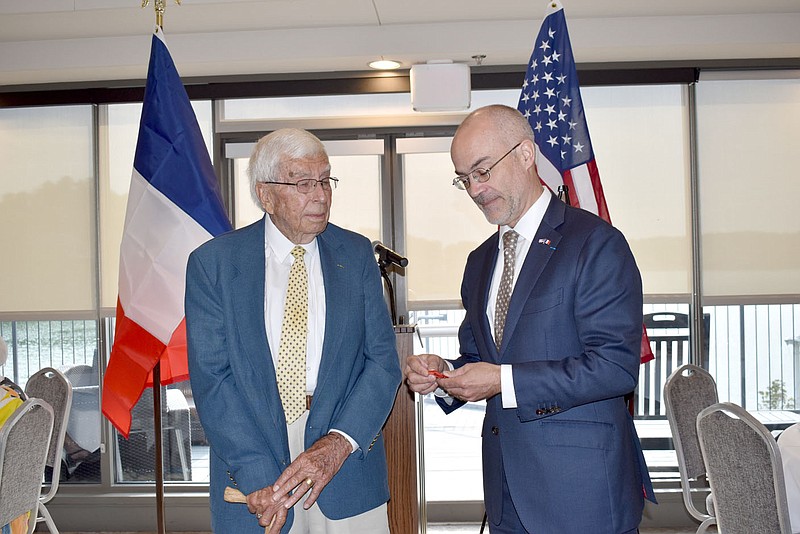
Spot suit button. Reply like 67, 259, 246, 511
536, 409, 545, 415
491, 426, 499, 435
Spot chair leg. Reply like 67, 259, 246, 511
696, 516, 716, 534
37, 502, 60, 534
26, 505, 40, 534
173, 428, 190, 480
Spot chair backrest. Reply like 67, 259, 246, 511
697, 402, 792, 534
0, 398, 54, 526
641, 312, 711, 417
24, 367, 72, 502
665, 364, 718, 479
61, 348, 99, 388
663, 364, 718, 523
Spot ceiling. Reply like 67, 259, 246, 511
1, 0, 799, 87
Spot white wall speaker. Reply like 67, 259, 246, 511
410, 61, 471, 112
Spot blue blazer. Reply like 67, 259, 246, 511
185, 217, 401, 534
440, 196, 654, 533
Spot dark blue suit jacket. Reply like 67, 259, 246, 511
440, 196, 653, 533
185, 217, 401, 533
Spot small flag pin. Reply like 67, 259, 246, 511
538, 238, 556, 251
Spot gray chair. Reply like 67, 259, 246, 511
61, 357, 102, 478
663, 364, 717, 533
116, 387, 192, 482
641, 312, 710, 417
697, 402, 792, 534
24, 367, 72, 534
0, 398, 55, 534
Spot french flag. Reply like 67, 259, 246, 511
101, 28, 231, 437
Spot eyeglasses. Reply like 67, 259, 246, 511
452, 142, 522, 190
263, 177, 339, 194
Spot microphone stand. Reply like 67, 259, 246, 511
377, 258, 398, 325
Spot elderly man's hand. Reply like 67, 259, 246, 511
247, 485, 289, 532
271, 433, 351, 511
437, 361, 501, 402
405, 354, 448, 395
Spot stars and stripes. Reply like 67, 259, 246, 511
517, 0, 608, 221
518, 1, 653, 366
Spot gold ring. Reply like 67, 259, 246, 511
305, 478, 313, 486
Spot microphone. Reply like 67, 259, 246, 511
372, 241, 409, 268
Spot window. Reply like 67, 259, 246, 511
697, 75, 800, 414
0, 105, 95, 313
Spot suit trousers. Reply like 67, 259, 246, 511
287, 411, 389, 534
488, 461, 638, 534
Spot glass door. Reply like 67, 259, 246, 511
399, 136, 494, 522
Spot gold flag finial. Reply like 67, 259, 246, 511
142, 0, 181, 29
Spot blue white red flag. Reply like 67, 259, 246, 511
517, 1, 654, 365
102, 28, 232, 437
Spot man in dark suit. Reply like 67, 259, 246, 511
405, 105, 653, 533
186, 128, 401, 533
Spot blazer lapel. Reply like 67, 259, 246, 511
473, 235, 501, 362
230, 218, 287, 439
499, 197, 564, 357
312, 228, 348, 402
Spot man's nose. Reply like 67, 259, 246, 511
309, 181, 328, 201
467, 178, 488, 198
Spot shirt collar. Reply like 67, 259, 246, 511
498, 187, 552, 248
264, 215, 318, 261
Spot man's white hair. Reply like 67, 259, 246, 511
247, 128, 328, 212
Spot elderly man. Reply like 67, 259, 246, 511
186, 128, 401, 533
405, 105, 653, 534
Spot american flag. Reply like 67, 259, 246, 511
517, 1, 654, 365
518, 1, 609, 221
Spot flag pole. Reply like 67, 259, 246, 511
139, 6, 180, 534
103, 3, 230, 531
142, 0, 182, 31
152, 363, 167, 534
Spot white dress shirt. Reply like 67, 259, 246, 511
263, 216, 326, 393
435, 189, 551, 407
486, 188, 551, 409
262, 217, 358, 452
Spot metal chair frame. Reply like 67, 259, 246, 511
697, 402, 792, 534
0, 398, 54, 534
663, 364, 717, 534
24, 367, 72, 534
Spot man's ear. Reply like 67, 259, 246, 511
519, 139, 537, 168
255, 182, 274, 214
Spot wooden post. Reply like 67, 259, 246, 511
384, 325, 421, 534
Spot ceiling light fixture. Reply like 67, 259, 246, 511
369, 58, 401, 70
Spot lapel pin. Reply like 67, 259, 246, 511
538, 238, 557, 250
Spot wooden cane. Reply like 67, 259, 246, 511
223, 486, 272, 533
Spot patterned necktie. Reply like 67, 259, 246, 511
494, 230, 519, 349
276, 246, 308, 424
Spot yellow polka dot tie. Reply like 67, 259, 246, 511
277, 246, 308, 424
494, 230, 519, 349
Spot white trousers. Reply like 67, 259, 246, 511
286, 411, 389, 534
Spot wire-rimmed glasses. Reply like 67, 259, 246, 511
452, 142, 522, 190
263, 177, 339, 194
